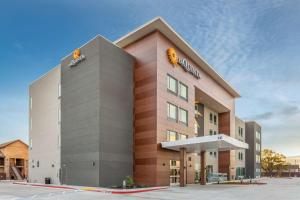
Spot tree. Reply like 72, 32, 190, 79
261, 149, 287, 177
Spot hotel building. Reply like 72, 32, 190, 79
245, 121, 262, 178
29, 17, 260, 187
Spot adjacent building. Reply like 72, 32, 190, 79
0, 140, 28, 180
245, 121, 262, 178
29, 17, 261, 187
235, 117, 246, 179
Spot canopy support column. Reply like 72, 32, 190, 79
200, 151, 206, 185
179, 147, 186, 187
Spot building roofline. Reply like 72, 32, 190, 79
114, 17, 241, 98
235, 116, 245, 122
0, 139, 28, 149
29, 64, 61, 87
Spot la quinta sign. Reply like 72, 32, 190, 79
69, 49, 86, 67
167, 48, 200, 79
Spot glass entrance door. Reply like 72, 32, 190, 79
170, 160, 180, 186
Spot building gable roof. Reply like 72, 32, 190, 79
114, 17, 240, 98
0, 139, 28, 149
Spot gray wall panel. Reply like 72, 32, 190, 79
61, 37, 101, 186
61, 36, 133, 187
98, 37, 134, 187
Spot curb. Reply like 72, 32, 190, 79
13, 182, 167, 194
13, 182, 76, 190
82, 187, 168, 194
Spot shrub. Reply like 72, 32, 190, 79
125, 176, 134, 187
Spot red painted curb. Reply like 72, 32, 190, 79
12, 182, 167, 194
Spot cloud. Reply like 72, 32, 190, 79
279, 105, 300, 116
249, 105, 300, 121
252, 112, 274, 120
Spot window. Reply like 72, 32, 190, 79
256, 155, 261, 163
209, 130, 213, 135
30, 117, 32, 131
58, 135, 61, 148
170, 160, 179, 167
213, 115, 217, 125
58, 83, 61, 98
256, 143, 261, 151
256, 131, 261, 139
29, 138, 33, 150
179, 134, 187, 140
239, 152, 243, 160
167, 103, 177, 121
30, 97, 32, 110
213, 131, 217, 135
179, 108, 188, 125
238, 127, 244, 137
167, 75, 177, 94
210, 152, 217, 157
37, 161, 40, 167
194, 123, 198, 134
167, 131, 187, 141
167, 130, 177, 141
58, 108, 61, 124
179, 82, 188, 100
209, 113, 213, 123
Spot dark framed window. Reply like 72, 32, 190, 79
209, 113, 213, 123
167, 102, 178, 121
178, 133, 187, 140
179, 108, 188, 125
214, 115, 217, 125
167, 74, 178, 94
167, 130, 177, 141
167, 130, 187, 141
179, 82, 188, 101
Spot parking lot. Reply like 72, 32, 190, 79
0, 178, 300, 200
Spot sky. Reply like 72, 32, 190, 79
0, 0, 299, 156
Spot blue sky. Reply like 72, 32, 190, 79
1, 0, 299, 156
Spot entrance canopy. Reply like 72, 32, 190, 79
161, 134, 248, 153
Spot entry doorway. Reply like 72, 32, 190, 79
206, 165, 213, 174
170, 160, 180, 186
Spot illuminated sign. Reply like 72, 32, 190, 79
167, 48, 200, 79
69, 48, 86, 67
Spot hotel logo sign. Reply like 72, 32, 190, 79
68, 48, 86, 67
167, 48, 200, 79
